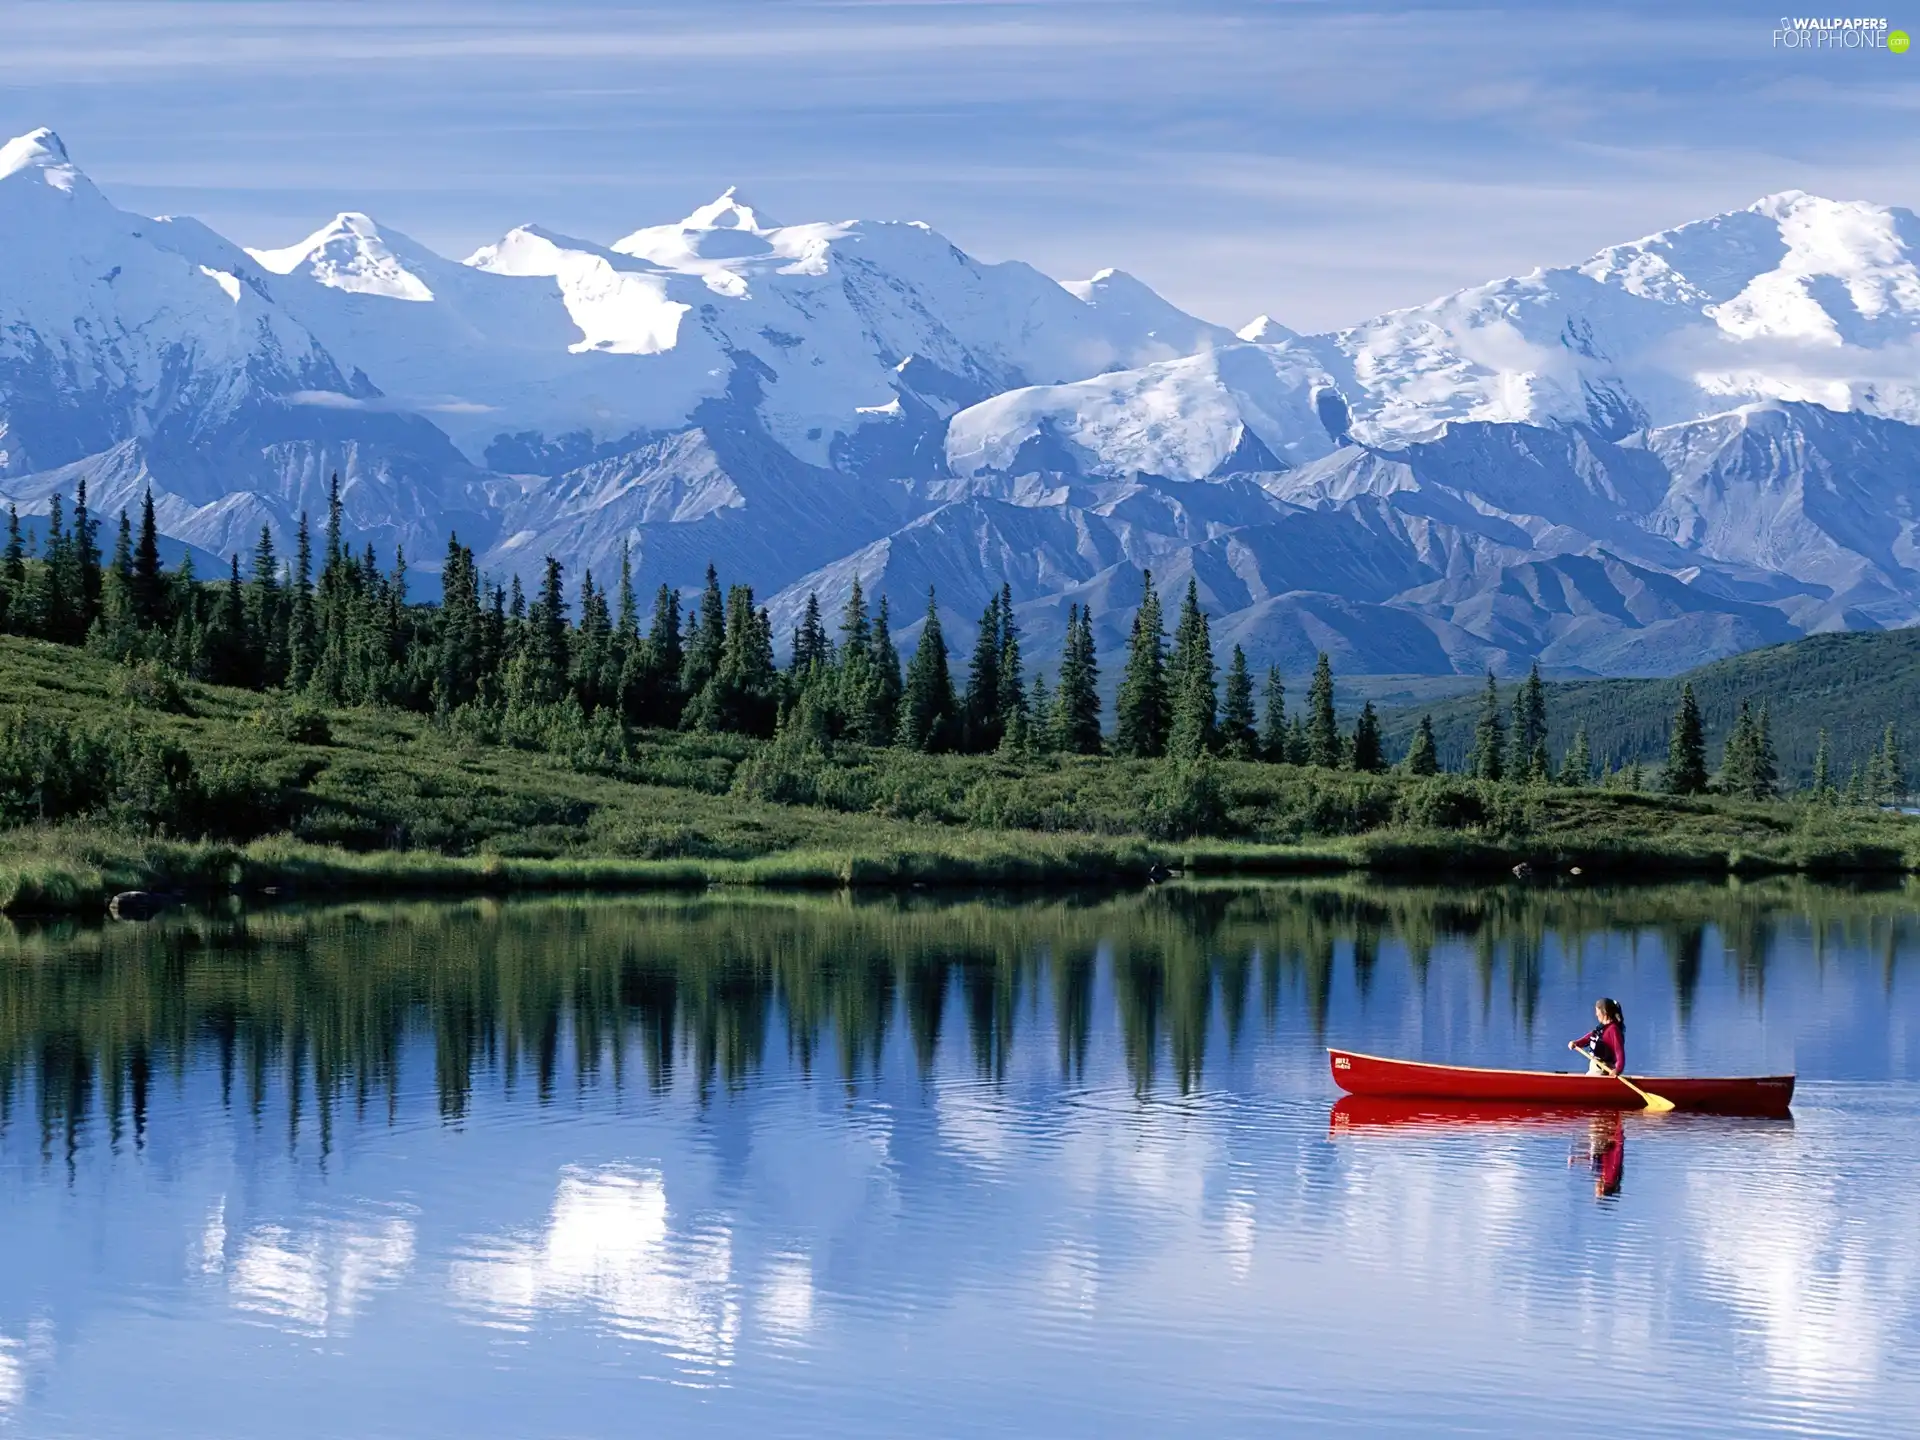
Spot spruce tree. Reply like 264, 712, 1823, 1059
206, 553, 250, 686
1166, 582, 1217, 761
1052, 603, 1102, 755
629, 583, 685, 728
1114, 572, 1169, 758
680, 564, 725, 704
792, 592, 832, 674
1, 503, 23, 634
132, 488, 164, 628
323, 473, 344, 572
1721, 699, 1757, 797
434, 536, 481, 710
1219, 645, 1257, 759
962, 591, 1005, 752
1258, 666, 1286, 762
89, 509, 140, 658
832, 577, 874, 740
571, 568, 615, 712
1512, 662, 1548, 781
1812, 727, 1833, 800
246, 524, 283, 684
1665, 681, 1708, 795
898, 588, 956, 751
839, 576, 873, 657
1027, 671, 1055, 754
530, 556, 569, 703
1286, 712, 1310, 766
1559, 726, 1592, 787
706, 584, 778, 735
1467, 671, 1505, 782
1306, 652, 1341, 768
288, 513, 316, 689
42, 495, 69, 643
995, 584, 1025, 737
1876, 722, 1904, 804
71, 478, 102, 638
169, 551, 200, 677
1753, 703, 1778, 800
867, 595, 904, 743
1350, 701, 1385, 773
1404, 714, 1440, 776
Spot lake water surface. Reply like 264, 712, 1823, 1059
2, 881, 1918, 1437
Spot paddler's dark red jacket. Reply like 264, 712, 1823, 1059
1576, 1020, 1625, 1072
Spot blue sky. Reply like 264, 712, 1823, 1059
4, 1, 1915, 330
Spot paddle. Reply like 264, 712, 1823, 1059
1588, 1054, 1676, 1113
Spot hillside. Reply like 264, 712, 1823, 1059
1379, 627, 1920, 783
4, 634, 1919, 913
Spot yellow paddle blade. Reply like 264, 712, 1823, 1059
1638, 1090, 1677, 1113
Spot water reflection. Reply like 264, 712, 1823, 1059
219, 1206, 418, 1336
3, 880, 1915, 1155
1, 881, 1917, 1437
1579, 1114, 1625, 1197
451, 1166, 740, 1371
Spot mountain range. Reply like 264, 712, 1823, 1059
3, 125, 1919, 680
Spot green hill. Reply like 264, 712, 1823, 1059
1379, 628, 1920, 784
6, 632, 1920, 913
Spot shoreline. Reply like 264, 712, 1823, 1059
4, 825, 1915, 918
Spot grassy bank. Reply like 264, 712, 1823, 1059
4, 634, 1919, 914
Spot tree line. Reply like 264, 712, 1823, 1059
0, 481, 1904, 800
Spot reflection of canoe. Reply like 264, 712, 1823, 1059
1328, 1048, 1794, 1116
1329, 1096, 1796, 1133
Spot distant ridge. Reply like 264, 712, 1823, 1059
1379, 628, 1920, 783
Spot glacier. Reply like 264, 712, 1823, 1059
3, 126, 1920, 679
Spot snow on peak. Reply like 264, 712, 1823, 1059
1237, 314, 1297, 343
1320, 188, 1920, 446
681, 187, 776, 233
1058, 266, 1236, 358
249, 212, 435, 302
1061, 267, 1152, 302
946, 342, 1341, 481
0, 126, 85, 192
1749, 189, 1813, 220
608, 189, 810, 275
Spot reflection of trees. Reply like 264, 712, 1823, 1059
1052, 949, 1094, 1085
0, 878, 1907, 1155
1670, 925, 1705, 1026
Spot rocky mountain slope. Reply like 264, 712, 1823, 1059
3, 127, 1918, 679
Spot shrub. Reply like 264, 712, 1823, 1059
1140, 758, 1228, 840
250, 701, 332, 746
118, 661, 191, 714
105, 732, 198, 832
1393, 778, 1490, 832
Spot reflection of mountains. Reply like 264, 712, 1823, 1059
0, 880, 1910, 1157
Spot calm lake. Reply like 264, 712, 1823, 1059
2, 881, 1917, 1437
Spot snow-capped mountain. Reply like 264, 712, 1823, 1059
1313, 190, 1920, 444
0, 128, 486, 561
3, 125, 1919, 679
251, 186, 1235, 470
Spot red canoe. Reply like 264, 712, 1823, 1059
1328, 1048, 1794, 1116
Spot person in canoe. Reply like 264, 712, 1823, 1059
1568, 997, 1626, 1076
